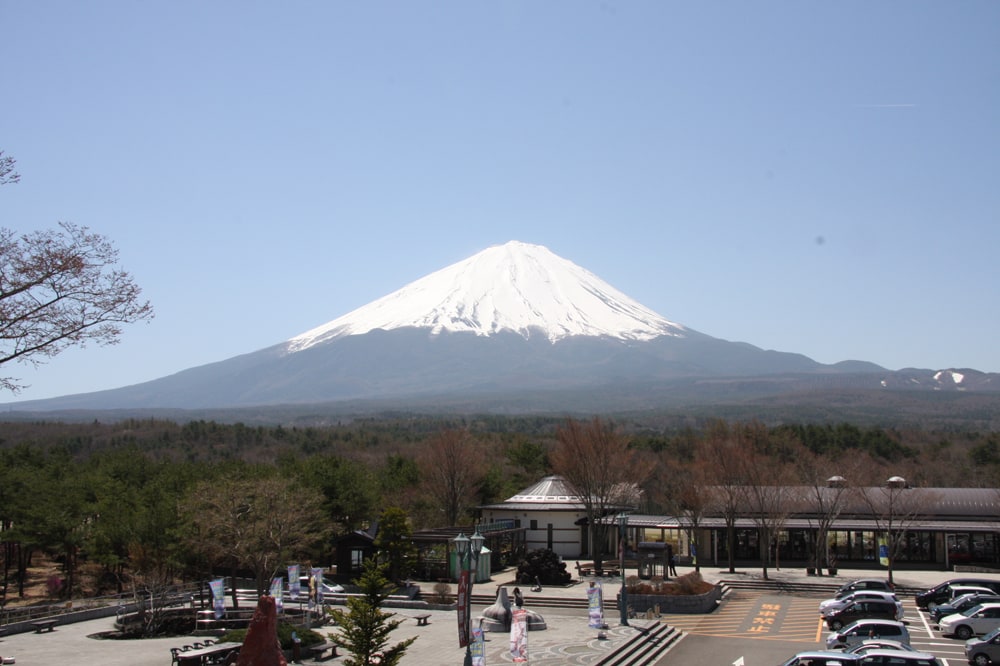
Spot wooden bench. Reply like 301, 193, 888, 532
307, 641, 339, 661
32, 619, 57, 633
413, 613, 431, 626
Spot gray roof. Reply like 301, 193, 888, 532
479, 475, 586, 511
479, 475, 634, 512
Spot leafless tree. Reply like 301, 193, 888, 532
0, 150, 19, 185
0, 212, 154, 391
551, 417, 641, 569
796, 449, 866, 575
182, 477, 328, 596
419, 429, 485, 527
735, 422, 794, 580
699, 421, 748, 574
856, 474, 939, 586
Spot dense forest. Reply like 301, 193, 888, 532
1, 414, 997, 605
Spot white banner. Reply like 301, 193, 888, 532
510, 608, 528, 663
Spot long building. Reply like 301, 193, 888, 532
479, 475, 1000, 571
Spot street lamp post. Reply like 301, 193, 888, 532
618, 513, 629, 626
454, 528, 485, 666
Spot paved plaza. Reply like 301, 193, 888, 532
0, 567, 991, 665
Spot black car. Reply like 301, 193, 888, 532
929, 592, 1000, 622
825, 599, 903, 630
915, 579, 1000, 608
835, 578, 895, 598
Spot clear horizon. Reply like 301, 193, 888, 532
2, 2, 998, 402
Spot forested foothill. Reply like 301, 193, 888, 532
0, 414, 997, 608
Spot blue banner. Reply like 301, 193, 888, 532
470, 627, 485, 666
587, 581, 604, 629
288, 564, 300, 598
270, 576, 284, 613
209, 578, 226, 619
312, 567, 324, 605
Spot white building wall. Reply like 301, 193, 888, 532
481, 507, 586, 559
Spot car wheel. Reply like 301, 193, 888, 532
831, 620, 843, 630
956, 625, 973, 640
971, 653, 990, 666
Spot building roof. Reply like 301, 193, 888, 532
478, 475, 636, 512
479, 475, 585, 511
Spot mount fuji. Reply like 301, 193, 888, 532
5, 241, 995, 414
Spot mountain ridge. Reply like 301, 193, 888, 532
4, 241, 998, 413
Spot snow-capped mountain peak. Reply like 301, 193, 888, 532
286, 241, 685, 352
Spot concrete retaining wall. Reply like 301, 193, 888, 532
619, 584, 722, 614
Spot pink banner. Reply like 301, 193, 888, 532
457, 569, 471, 647
510, 608, 528, 662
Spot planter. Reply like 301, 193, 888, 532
806, 567, 816, 576
618, 584, 722, 615
827, 568, 838, 576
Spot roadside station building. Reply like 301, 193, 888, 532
481, 476, 1000, 571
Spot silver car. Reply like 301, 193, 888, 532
780, 651, 861, 665
939, 602, 1000, 639
826, 619, 911, 650
819, 590, 902, 616
853, 649, 941, 665
965, 626, 1000, 666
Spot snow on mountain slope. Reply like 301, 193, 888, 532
287, 241, 685, 352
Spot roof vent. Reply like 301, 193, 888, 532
886, 476, 907, 488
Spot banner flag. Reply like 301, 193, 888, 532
457, 569, 471, 647
288, 565, 301, 598
209, 578, 226, 619
587, 581, 605, 629
270, 576, 284, 613
878, 539, 889, 567
470, 626, 486, 666
312, 567, 324, 605
510, 608, 528, 662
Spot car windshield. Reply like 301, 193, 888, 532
962, 603, 986, 617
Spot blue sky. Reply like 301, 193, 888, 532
2, 2, 998, 403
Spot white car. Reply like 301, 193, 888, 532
287, 575, 344, 598
939, 602, 1000, 640
819, 590, 901, 615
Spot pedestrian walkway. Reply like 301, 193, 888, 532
0, 567, 994, 665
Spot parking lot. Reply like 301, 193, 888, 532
662, 587, 976, 665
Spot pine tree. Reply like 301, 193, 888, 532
328, 558, 416, 666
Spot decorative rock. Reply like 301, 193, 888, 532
236, 595, 287, 666
478, 586, 547, 632
479, 587, 512, 632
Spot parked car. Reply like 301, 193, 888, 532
287, 575, 344, 598
826, 620, 911, 650
965, 626, 1000, 666
916, 579, 1000, 608
820, 591, 902, 616
825, 599, 904, 630
836, 579, 895, 597
844, 639, 917, 655
929, 592, 1000, 623
852, 649, 941, 665
779, 650, 861, 665
938, 602, 1000, 639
